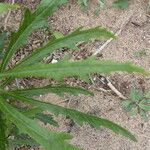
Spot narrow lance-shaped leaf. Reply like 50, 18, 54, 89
139, 109, 149, 120
0, 96, 80, 150
0, 58, 148, 80
139, 104, 150, 111
4, 92, 137, 142
113, 0, 129, 9
0, 3, 19, 13
0, 32, 7, 50
142, 100, 150, 104
21, 107, 59, 127
0, 32, 7, 60
10, 85, 93, 96
35, 113, 59, 127
0, 27, 115, 87
0, 111, 6, 150
15, 27, 115, 67
21, 108, 43, 118
0, 0, 67, 72
8, 139, 38, 147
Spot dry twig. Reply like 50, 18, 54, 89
92, 15, 133, 99
93, 14, 133, 55
107, 79, 126, 99
90, 76, 110, 93
56, 99, 69, 105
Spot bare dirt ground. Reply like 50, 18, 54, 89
1, 0, 150, 150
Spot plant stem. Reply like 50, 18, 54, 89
0, 111, 6, 150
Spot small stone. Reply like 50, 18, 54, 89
51, 59, 58, 64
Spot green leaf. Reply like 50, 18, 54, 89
142, 100, 150, 104
94, 0, 105, 16
53, 31, 64, 39
16, 27, 115, 67
0, 32, 7, 60
35, 113, 59, 127
139, 109, 149, 121
129, 107, 138, 116
122, 100, 133, 111
0, 0, 67, 72
0, 3, 19, 13
139, 104, 150, 111
113, 0, 129, 9
0, 32, 7, 50
21, 108, 43, 118
145, 91, 150, 98
8, 139, 38, 147
0, 58, 148, 80
6, 93, 137, 142
0, 96, 80, 150
77, 0, 88, 9
22, 107, 59, 127
129, 89, 143, 102
19, 108, 59, 127
10, 85, 93, 96
0, 111, 7, 150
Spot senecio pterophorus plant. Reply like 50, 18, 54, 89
0, 0, 148, 150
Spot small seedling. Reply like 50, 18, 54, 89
122, 89, 150, 120
77, 0, 105, 13
77, 0, 88, 10
113, 0, 129, 9
77, 0, 129, 13
134, 49, 147, 58
94, 0, 105, 16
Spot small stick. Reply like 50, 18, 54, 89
107, 80, 126, 99
93, 14, 133, 55
97, 75, 126, 99
92, 14, 133, 99
56, 99, 69, 105
90, 76, 110, 93
15, 78, 20, 89
93, 30, 121, 55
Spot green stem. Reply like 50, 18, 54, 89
0, 111, 6, 150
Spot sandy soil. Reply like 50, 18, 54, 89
1, 0, 150, 150
43, 1, 150, 149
